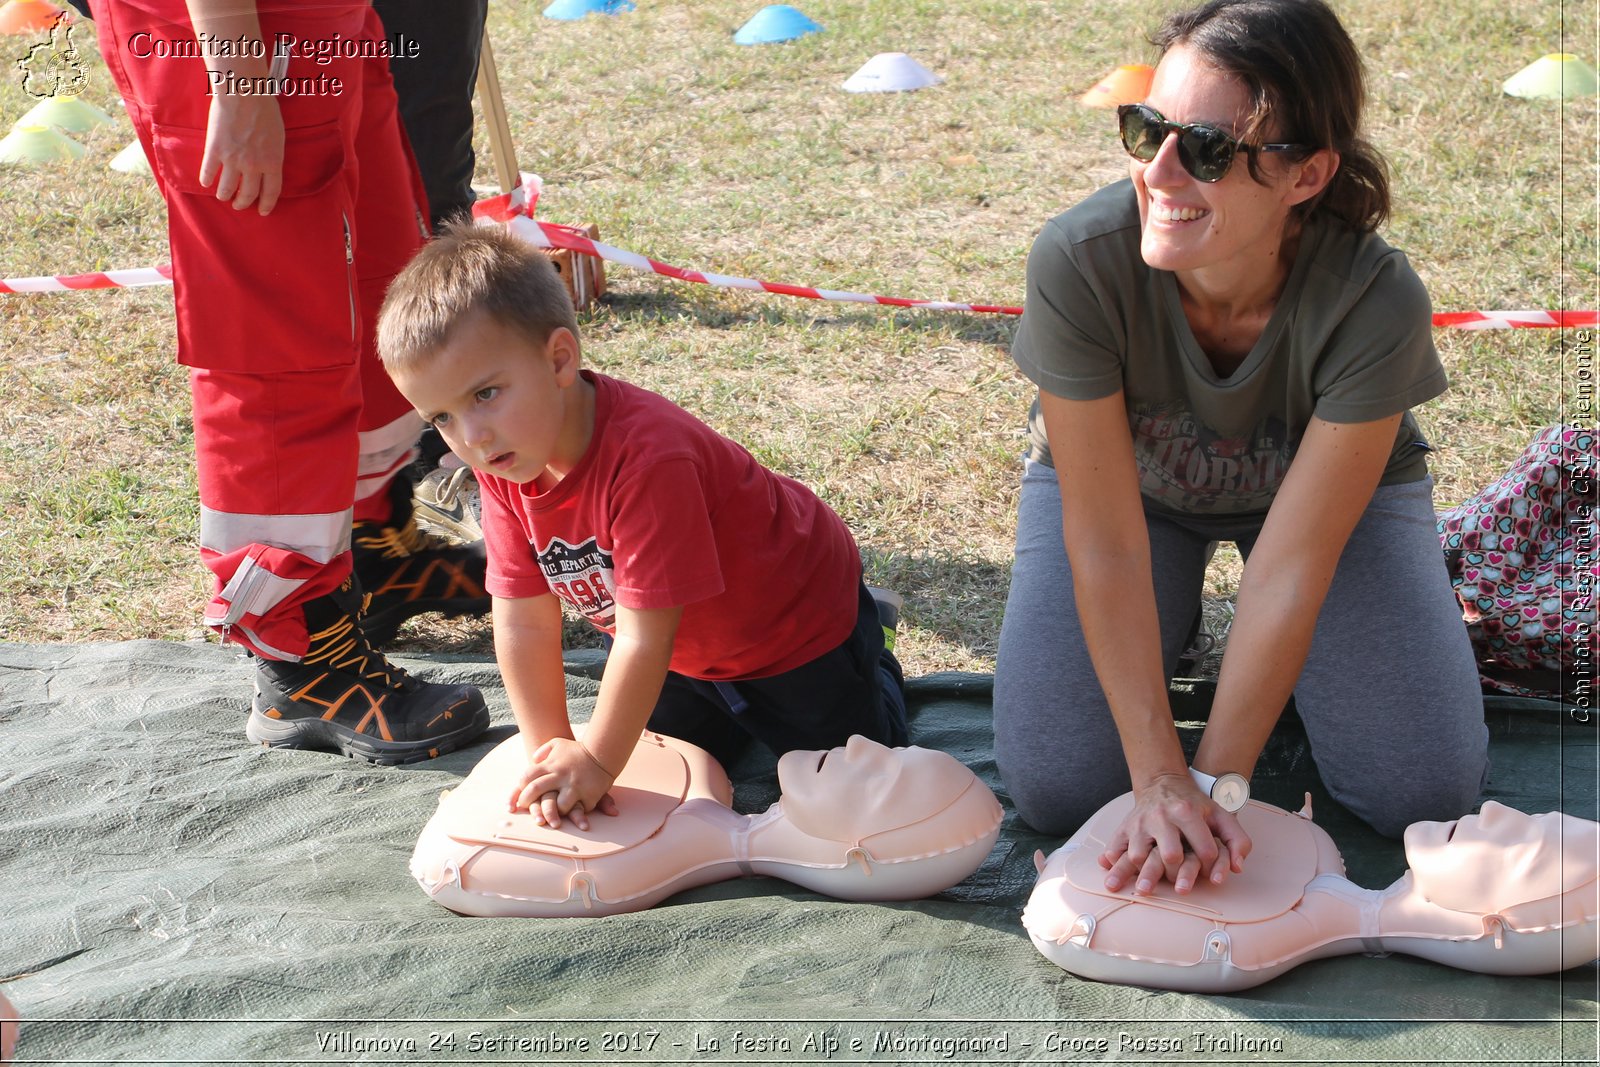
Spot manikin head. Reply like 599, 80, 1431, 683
1404, 801, 1600, 920
759, 735, 1005, 899
776, 734, 975, 843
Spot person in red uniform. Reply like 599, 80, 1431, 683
378, 223, 907, 828
86, 0, 490, 763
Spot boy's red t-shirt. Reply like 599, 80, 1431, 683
478, 371, 862, 680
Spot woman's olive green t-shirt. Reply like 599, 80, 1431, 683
1011, 180, 1445, 535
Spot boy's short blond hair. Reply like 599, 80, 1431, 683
378, 219, 579, 371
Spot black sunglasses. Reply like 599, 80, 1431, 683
1116, 103, 1306, 183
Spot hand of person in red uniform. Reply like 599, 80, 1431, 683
200, 92, 285, 215
185, 0, 284, 214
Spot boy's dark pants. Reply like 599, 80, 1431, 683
645, 583, 909, 768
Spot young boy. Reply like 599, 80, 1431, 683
378, 223, 907, 829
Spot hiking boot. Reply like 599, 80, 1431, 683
247, 577, 490, 764
353, 475, 490, 645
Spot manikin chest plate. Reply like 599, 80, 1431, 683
441, 731, 689, 859
1060, 795, 1321, 923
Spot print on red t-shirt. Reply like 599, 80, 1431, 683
538, 536, 617, 626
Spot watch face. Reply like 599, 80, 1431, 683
1213, 774, 1249, 813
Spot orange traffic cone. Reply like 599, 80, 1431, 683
1080, 64, 1153, 108
0, 0, 70, 35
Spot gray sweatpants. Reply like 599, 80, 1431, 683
993, 459, 1488, 839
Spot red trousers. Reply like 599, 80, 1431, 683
89, 0, 427, 659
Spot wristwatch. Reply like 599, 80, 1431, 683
1189, 766, 1250, 813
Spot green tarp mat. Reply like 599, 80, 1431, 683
2, 640, 1595, 1065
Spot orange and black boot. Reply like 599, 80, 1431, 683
247, 577, 490, 764
352, 475, 491, 645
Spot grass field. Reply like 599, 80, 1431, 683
0, 0, 1595, 677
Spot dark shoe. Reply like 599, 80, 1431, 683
246, 578, 490, 764
353, 475, 490, 645
1175, 603, 1216, 677
866, 585, 903, 652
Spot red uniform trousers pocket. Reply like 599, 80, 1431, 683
149, 119, 361, 374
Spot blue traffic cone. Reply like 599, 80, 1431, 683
734, 5, 822, 45
543, 0, 634, 20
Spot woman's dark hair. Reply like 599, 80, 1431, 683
1154, 0, 1391, 231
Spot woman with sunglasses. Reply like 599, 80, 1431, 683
995, 0, 1486, 897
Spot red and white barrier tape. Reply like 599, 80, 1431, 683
0, 264, 172, 293
468, 176, 1021, 314
1, 176, 1595, 330
1430, 310, 1599, 330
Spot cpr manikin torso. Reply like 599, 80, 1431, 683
411, 733, 1003, 917
1024, 795, 1600, 992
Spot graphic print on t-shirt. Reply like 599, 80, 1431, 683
1130, 403, 1296, 514
535, 536, 617, 627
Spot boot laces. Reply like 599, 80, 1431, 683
303, 600, 411, 690
354, 515, 453, 559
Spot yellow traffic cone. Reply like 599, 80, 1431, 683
0, 122, 86, 163
1503, 53, 1599, 99
19, 94, 114, 134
